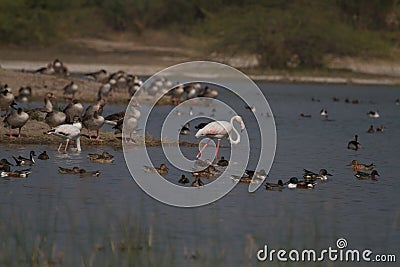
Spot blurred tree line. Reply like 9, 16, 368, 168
0, 0, 399, 68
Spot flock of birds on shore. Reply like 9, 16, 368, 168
1, 59, 398, 189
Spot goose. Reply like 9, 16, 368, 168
0, 88, 15, 115
83, 99, 105, 119
3, 108, 29, 138
63, 81, 78, 98
16, 86, 32, 102
85, 69, 108, 82
83, 111, 105, 140
47, 117, 82, 152
63, 99, 83, 123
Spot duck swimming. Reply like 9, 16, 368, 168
12, 151, 36, 166
178, 174, 190, 185
287, 177, 315, 189
191, 177, 204, 187
265, 180, 284, 191
347, 135, 361, 151
367, 125, 375, 133
217, 156, 229, 167
143, 164, 168, 175
58, 166, 81, 174
0, 158, 13, 170
347, 160, 375, 171
88, 151, 114, 163
354, 170, 380, 180
38, 151, 50, 160
1, 165, 32, 178
303, 168, 332, 181
367, 111, 380, 118
231, 169, 267, 184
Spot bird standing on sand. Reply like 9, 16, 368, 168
63, 81, 78, 99
47, 117, 82, 152
3, 108, 29, 138
0, 87, 15, 116
63, 99, 84, 123
83, 111, 105, 140
195, 116, 245, 161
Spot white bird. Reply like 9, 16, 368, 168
195, 115, 245, 161
367, 110, 380, 118
47, 117, 82, 152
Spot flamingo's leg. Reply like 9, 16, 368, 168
196, 139, 211, 159
65, 139, 69, 151
215, 139, 221, 161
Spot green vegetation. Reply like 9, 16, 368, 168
1, 0, 400, 68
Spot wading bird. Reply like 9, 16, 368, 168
195, 116, 245, 161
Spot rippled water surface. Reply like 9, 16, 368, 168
0, 82, 399, 266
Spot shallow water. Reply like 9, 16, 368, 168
0, 82, 399, 266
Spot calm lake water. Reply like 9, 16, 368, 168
0, 82, 399, 266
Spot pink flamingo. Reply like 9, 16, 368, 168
195, 115, 245, 161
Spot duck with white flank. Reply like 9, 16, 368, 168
195, 116, 245, 161
47, 117, 82, 152
287, 177, 316, 189
347, 135, 361, 151
3, 108, 29, 138
320, 109, 328, 117
1, 165, 32, 178
354, 170, 380, 180
12, 151, 36, 166
303, 168, 332, 181
367, 110, 380, 118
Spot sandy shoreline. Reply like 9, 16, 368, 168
3, 59, 400, 86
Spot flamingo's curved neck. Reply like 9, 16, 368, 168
229, 116, 241, 144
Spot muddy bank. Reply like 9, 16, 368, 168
0, 120, 197, 148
